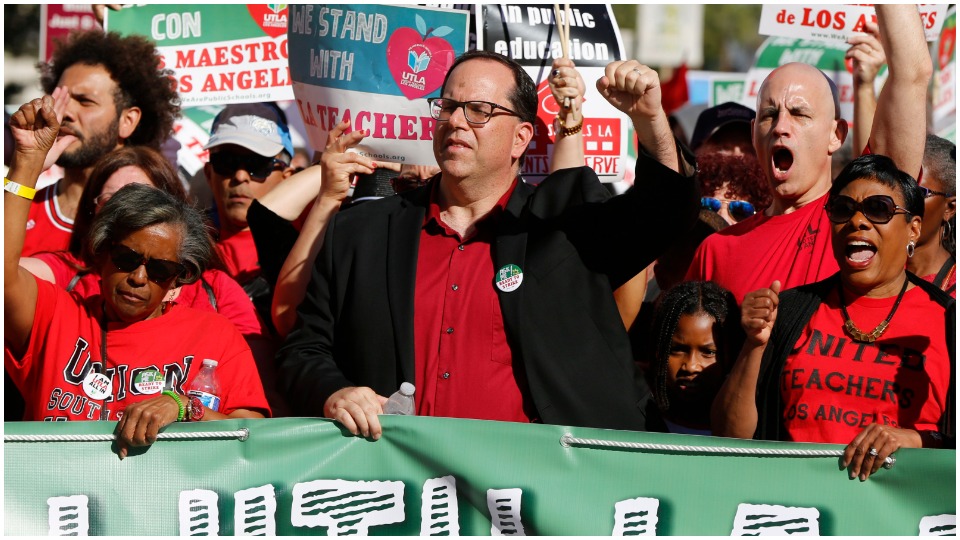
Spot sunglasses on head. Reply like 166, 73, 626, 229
209, 151, 288, 181
700, 197, 756, 222
825, 194, 911, 225
109, 244, 185, 284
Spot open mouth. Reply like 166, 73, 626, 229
773, 148, 793, 174
845, 240, 877, 264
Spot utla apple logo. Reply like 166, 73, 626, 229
386, 14, 456, 100
938, 20, 955, 70
247, 4, 288, 39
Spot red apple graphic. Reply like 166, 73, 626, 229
386, 15, 457, 100
938, 21, 955, 70
247, 4, 288, 39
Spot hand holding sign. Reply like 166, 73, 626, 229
320, 120, 376, 202
846, 21, 886, 86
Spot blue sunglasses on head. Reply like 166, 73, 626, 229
700, 197, 756, 222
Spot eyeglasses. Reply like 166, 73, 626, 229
825, 194, 911, 225
209, 151, 288, 181
427, 98, 521, 124
919, 185, 950, 199
390, 175, 428, 194
700, 197, 756, 222
109, 244, 185, 284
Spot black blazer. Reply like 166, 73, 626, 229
277, 150, 699, 431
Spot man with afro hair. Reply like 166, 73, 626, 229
21, 29, 180, 255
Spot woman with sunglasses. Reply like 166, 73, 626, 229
713, 153, 955, 481
6, 93, 269, 457
907, 134, 956, 296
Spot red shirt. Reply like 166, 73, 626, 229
217, 229, 260, 285
22, 183, 73, 256
413, 180, 535, 422
780, 286, 950, 444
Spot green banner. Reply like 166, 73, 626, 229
4, 417, 955, 535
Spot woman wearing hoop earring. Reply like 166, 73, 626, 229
907, 134, 955, 296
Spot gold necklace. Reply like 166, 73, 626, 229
838, 276, 909, 343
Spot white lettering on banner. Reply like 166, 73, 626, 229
310, 49, 355, 81
309, 7, 388, 44
612, 497, 660, 536
488, 488, 526, 536
235, 485, 277, 536
420, 476, 459, 535
731, 503, 820, 536
495, 38, 608, 62
43, 484, 951, 535
151, 11, 201, 40
291, 479, 405, 535
178, 489, 219, 536
522, 6, 596, 28
919, 514, 957, 535
47, 495, 89, 536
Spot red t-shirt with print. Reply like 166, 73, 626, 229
779, 286, 950, 444
5, 276, 271, 421
22, 183, 73, 256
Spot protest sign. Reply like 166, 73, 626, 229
759, 4, 947, 44
479, 4, 628, 183
686, 71, 748, 107
739, 36, 888, 125
932, 6, 956, 142
105, 5, 294, 107
287, 4, 469, 165
40, 5, 100, 62
4, 417, 955, 535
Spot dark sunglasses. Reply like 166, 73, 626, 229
209, 151, 288, 181
919, 185, 950, 199
825, 194, 911, 225
700, 197, 756, 222
390, 176, 428, 194
109, 244, 185, 283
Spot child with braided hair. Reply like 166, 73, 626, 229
648, 281, 743, 434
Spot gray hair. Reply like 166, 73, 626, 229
84, 183, 214, 285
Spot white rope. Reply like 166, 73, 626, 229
560, 434, 843, 457
5, 427, 249, 443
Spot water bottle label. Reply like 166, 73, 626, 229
188, 391, 221, 412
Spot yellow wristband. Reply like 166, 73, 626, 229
4, 178, 37, 200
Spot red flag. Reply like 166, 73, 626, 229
660, 63, 689, 115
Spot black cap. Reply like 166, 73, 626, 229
689, 102, 755, 152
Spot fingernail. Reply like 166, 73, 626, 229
371, 162, 377, 169
859, 474, 866, 482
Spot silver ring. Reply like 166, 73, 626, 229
632, 68, 642, 74
882, 455, 896, 469
552, 69, 561, 78
868, 447, 879, 457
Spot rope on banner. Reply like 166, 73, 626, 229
560, 434, 843, 458
5, 427, 250, 443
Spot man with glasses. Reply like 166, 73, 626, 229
684, 5, 931, 303
277, 50, 699, 438
204, 102, 295, 288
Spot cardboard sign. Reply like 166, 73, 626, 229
287, 4, 469, 165
105, 5, 294, 106
479, 4, 628, 183
759, 4, 948, 44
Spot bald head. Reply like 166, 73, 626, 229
758, 63, 841, 121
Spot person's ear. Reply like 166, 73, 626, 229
117, 106, 142, 141
512, 121, 534, 161
909, 215, 922, 245
944, 196, 956, 222
829, 119, 848, 154
204, 162, 215, 187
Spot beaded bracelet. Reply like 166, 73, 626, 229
4, 178, 37, 200
161, 390, 186, 422
556, 115, 583, 137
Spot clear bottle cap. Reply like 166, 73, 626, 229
202, 359, 219, 367
399, 382, 415, 396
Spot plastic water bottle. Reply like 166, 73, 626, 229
383, 382, 416, 415
188, 359, 222, 412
